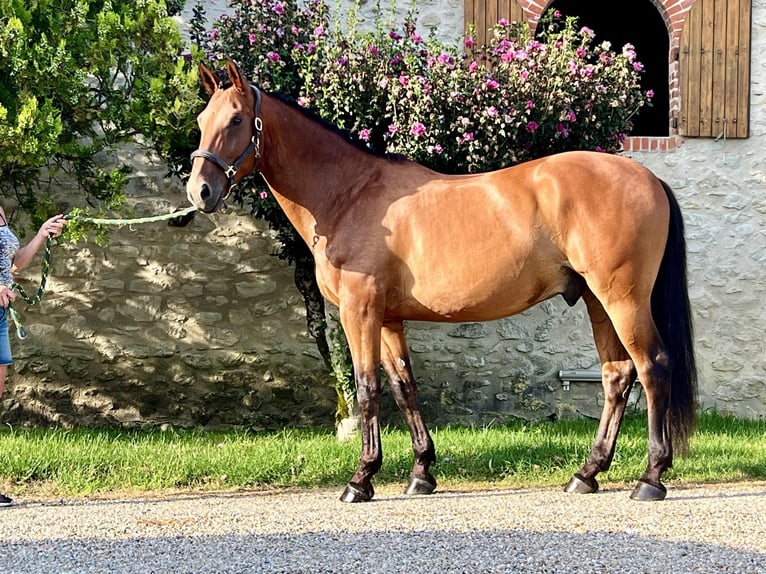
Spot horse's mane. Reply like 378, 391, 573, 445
271, 91, 408, 162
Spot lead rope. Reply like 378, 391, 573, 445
7, 205, 197, 339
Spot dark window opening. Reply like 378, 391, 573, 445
541, 0, 669, 137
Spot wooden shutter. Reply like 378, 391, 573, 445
679, 0, 751, 138
464, 0, 526, 48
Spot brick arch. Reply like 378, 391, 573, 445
517, 0, 695, 35
514, 0, 699, 150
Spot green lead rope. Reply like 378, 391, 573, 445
7, 206, 197, 339
66, 205, 197, 226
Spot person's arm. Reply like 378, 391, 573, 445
11, 214, 67, 274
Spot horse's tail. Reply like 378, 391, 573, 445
652, 179, 698, 454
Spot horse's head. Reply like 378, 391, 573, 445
187, 60, 262, 213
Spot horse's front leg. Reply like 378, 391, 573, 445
381, 322, 436, 495
338, 284, 384, 503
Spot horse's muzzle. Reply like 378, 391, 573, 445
187, 180, 225, 214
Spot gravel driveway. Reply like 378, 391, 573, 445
1, 481, 764, 573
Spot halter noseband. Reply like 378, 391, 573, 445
190, 84, 263, 198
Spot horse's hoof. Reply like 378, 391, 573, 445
630, 480, 667, 501
564, 474, 599, 494
405, 476, 436, 495
339, 483, 374, 503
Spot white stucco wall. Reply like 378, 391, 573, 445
176, 0, 465, 45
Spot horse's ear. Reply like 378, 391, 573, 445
225, 59, 249, 94
198, 62, 218, 96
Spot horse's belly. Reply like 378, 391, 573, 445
389, 262, 568, 322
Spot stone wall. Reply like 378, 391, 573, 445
3, 147, 337, 430
2, 0, 763, 430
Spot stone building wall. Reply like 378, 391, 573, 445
2, 0, 763, 431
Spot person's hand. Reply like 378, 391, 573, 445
0, 285, 16, 308
39, 214, 67, 238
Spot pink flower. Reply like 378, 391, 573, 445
410, 122, 426, 137
399, 75, 409, 86
259, 191, 268, 199
359, 129, 371, 141
525, 100, 535, 110
464, 37, 475, 49
314, 25, 324, 37
210, 29, 218, 40
296, 97, 309, 107
468, 60, 479, 72
632, 62, 644, 71
267, 51, 281, 62
645, 89, 655, 99
388, 124, 398, 134
623, 45, 637, 61
486, 106, 498, 118
273, 2, 284, 15
556, 123, 569, 137
486, 78, 499, 90
526, 121, 539, 133
497, 18, 509, 26
463, 132, 474, 142
248, 33, 256, 45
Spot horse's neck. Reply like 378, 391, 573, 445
258, 98, 378, 241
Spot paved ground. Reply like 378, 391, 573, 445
1, 481, 765, 573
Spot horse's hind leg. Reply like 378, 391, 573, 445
566, 288, 637, 495
605, 301, 674, 501
381, 322, 437, 495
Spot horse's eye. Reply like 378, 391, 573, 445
230, 115, 243, 127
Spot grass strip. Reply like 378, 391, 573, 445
0, 411, 763, 498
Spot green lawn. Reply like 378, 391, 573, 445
0, 411, 763, 498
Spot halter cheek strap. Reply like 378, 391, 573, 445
190, 84, 263, 197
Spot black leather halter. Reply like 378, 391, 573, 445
190, 84, 263, 198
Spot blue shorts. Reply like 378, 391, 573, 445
0, 309, 11, 366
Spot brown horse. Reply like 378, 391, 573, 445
187, 61, 697, 502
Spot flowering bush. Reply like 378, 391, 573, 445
389, 14, 652, 172
194, 2, 652, 175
